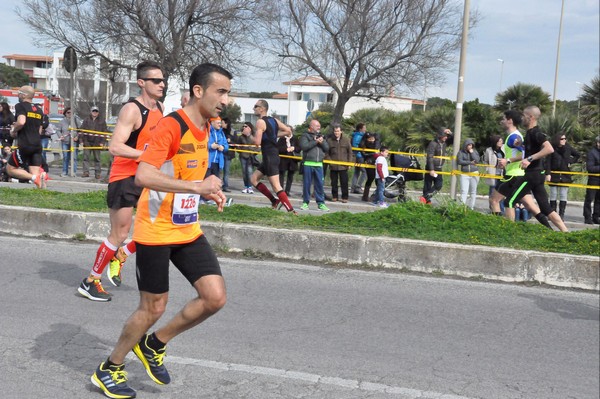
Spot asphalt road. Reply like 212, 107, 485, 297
1, 235, 598, 399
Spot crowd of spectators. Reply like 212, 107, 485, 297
3, 97, 598, 227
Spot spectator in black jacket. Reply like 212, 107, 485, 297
420, 127, 452, 204
0, 102, 15, 147
360, 132, 380, 202
584, 136, 600, 224
546, 132, 581, 220
277, 127, 300, 196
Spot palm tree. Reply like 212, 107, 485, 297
579, 75, 599, 129
494, 83, 551, 113
539, 110, 577, 138
405, 107, 455, 152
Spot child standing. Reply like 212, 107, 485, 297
373, 146, 390, 208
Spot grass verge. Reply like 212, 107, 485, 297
0, 187, 597, 257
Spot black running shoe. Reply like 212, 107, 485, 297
91, 362, 136, 399
133, 334, 171, 385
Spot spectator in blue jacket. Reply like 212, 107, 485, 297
206, 117, 228, 178
351, 123, 367, 193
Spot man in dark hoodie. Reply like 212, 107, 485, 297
457, 138, 480, 209
420, 127, 452, 204
584, 136, 600, 224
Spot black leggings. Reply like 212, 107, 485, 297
364, 167, 376, 193
526, 170, 553, 216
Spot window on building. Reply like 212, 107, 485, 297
36, 61, 51, 68
318, 93, 327, 103
296, 93, 302, 101
302, 93, 310, 101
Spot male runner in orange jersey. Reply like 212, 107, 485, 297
91, 63, 230, 399
78, 61, 165, 301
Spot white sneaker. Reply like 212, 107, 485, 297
247, 187, 254, 194
241, 188, 248, 193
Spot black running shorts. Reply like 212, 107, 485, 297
106, 176, 143, 209
7, 145, 43, 168
257, 149, 280, 177
497, 175, 530, 208
135, 235, 222, 294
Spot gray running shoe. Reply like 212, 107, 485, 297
78, 278, 111, 301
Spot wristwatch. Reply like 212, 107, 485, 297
527, 156, 533, 162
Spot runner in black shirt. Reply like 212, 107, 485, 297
249, 99, 296, 214
520, 105, 568, 232
6, 85, 46, 188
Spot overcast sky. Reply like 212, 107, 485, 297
2, 0, 598, 105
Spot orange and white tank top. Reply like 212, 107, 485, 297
133, 110, 209, 245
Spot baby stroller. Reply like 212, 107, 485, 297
384, 154, 423, 202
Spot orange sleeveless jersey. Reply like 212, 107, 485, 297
133, 110, 210, 245
109, 105, 164, 183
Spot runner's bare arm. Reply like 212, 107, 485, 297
276, 119, 291, 137
12, 115, 26, 132
254, 118, 266, 146
108, 102, 143, 159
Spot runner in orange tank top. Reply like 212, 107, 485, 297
77, 61, 165, 302
91, 63, 231, 399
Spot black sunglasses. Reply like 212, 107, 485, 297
560, 137, 567, 140
141, 78, 166, 85
253, 105, 261, 109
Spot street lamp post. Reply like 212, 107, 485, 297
552, 0, 566, 117
576, 81, 583, 118
497, 58, 504, 92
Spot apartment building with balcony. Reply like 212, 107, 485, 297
2, 52, 142, 117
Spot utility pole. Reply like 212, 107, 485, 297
63, 47, 78, 177
497, 58, 504, 92
449, 0, 471, 200
552, 0, 565, 117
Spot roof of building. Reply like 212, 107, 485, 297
3, 54, 60, 62
283, 76, 330, 87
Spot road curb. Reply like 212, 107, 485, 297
1, 205, 598, 291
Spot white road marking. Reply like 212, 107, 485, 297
128, 353, 475, 398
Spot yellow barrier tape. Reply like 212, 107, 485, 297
546, 181, 600, 189
547, 170, 600, 177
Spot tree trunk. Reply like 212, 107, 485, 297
332, 95, 351, 125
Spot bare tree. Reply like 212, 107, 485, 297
256, 0, 471, 123
17, 0, 258, 83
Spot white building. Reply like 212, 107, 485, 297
230, 76, 423, 127
2, 52, 148, 117
2, 55, 423, 125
